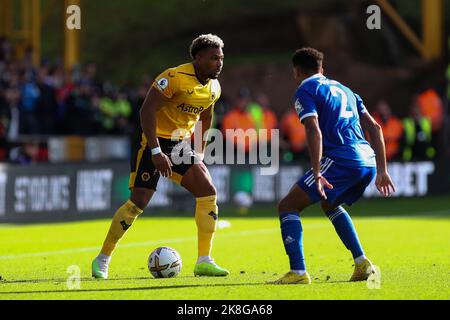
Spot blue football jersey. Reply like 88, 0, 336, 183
294, 73, 376, 167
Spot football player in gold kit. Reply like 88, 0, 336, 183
92, 34, 229, 278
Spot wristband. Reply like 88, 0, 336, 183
197, 153, 205, 161
151, 147, 162, 155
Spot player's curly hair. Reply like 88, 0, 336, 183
190, 34, 224, 59
292, 47, 324, 74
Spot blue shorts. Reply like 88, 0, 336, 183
297, 157, 376, 206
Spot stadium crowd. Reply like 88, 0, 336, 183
0, 37, 446, 164
217, 86, 444, 163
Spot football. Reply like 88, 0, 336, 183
148, 247, 182, 278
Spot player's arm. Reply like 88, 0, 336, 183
139, 87, 172, 177
360, 111, 395, 196
303, 116, 333, 200
303, 116, 322, 178
198, 105, 214, 156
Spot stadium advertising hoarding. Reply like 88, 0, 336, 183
0, 161, 445, 222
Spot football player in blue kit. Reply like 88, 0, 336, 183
269, 48, 396, 284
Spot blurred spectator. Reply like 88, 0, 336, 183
0, 86, 21, 141
55, 72, 76, 132
222, 88, 257, 153
130, 84, 148, 129
19, 71, 40, 134
448, 65, 450, 101
372, 100, 403, 161
0, 37, 133, 138
280, 108, 306, 161
247, 92, 278, 142
35, 68, 58, 134
402, 97, 436, 161
416, 88, 444, 133
211, 95, 231, 132
90, 93, 106, 135
447, 38, 450, 102
0, 92, 10, 157
81, 63, 102, 90
10, 140, 40, 165
65, 82, 96, 135
99, 91, 132, 134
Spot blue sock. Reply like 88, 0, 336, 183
326, 206, 364, 258
279, 212, 306, 271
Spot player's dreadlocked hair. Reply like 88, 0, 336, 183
190, 34, 224, 59
292, 47, 324, 74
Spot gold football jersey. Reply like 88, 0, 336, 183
151, 63, 221, 139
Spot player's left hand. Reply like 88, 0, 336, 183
375, 172, 396, 197
316, 176, 333, 200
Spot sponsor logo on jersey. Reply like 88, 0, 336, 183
176, 103, 204, 115
294, 99, 303, 114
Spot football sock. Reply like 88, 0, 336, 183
279, 212, 306, 272
97, 253, 111, 264
100, 200, 143, 256
291, 270, 306, 276
354, 255, 367, 265
197, 256, 214, 264
326, 206, 364, 259
98, 253, 111, 262
195, 195, 218, 258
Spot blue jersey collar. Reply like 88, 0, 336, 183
300, 73, 325, 87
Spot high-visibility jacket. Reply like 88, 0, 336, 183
281, 110, 306, 153
222, 108, 257, 152
417, 89, 444, 133
402, 117, 435, 161
373, 114, 403, 160
247, 103, 278, 141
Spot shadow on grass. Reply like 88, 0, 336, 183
1, 276, 152, 284
0, 274, 215, 284
0, 276, 356, 295
0, 282, 269, 295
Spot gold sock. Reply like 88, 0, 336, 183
195, 195, 218, 258
100, 200, 143, 256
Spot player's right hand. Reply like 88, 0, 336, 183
316, 176, 333, 200
152, 153, 173, 177
375, 172, 395, 197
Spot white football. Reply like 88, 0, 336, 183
148, 247, 182, 278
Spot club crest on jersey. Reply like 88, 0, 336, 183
141, 172, 151, 182
157, 78, 169, 91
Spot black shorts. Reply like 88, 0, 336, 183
129, 129, 199, 191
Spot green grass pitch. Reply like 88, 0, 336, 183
0, 196, 449, 300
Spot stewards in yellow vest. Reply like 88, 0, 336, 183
402, 100, 435, 161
